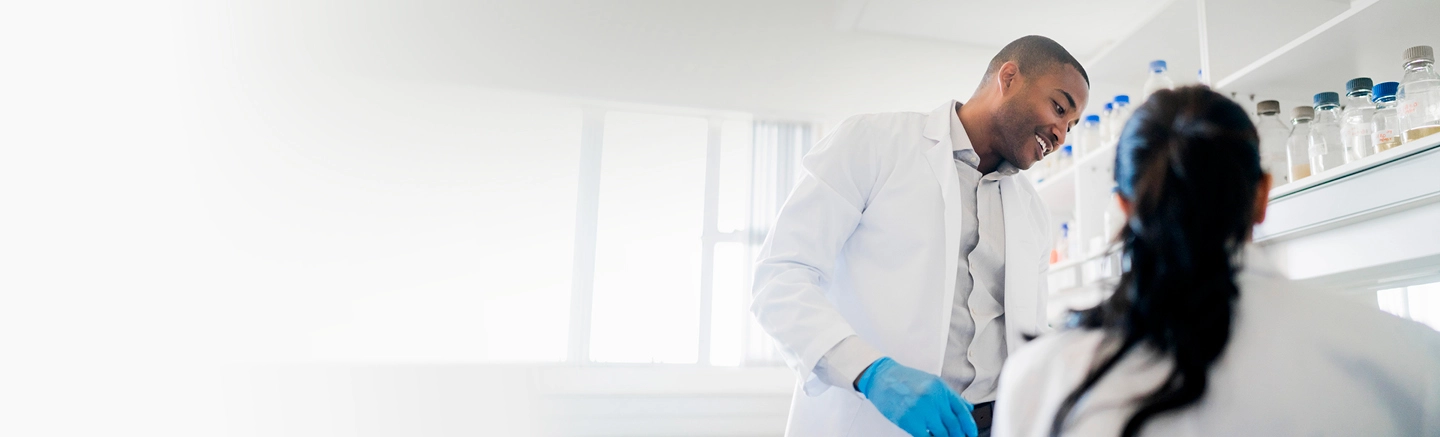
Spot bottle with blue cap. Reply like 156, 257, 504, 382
1308, 92, 1346, 173
1342, 77, 1377, 161
1372, 81, 1404, 152
1078, 114, 1103, 155
1142, 60, 1175, 103
1109, 95, 1132, 146
1101, 102, 1116, 144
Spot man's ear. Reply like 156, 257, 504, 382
1253, 173, 1272, 225
996, 61, 1021, 96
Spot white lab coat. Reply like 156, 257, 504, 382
751, 101, 1052, 436
993, 246, 1440, 436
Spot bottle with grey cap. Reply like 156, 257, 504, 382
1398, 45, 1440, 143
1342, 77, 1377, 161
1255, 100, 1291, 184
1310, 92, 1346, 173
1287, 106, 1315, 182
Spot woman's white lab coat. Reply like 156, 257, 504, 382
993, 247, 1440, 436
751, 101, 1052, 436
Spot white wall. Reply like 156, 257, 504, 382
2, 1, 1006, 435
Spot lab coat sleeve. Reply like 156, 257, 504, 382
814, 335, 884, 393
750, 116, 881, 397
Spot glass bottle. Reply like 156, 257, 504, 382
1255, 100, 1292, 184
1110, 95, 1132, 144
1398, 45, 1440, 143
1372, 81, 1404, 152
1341, 77, 1377, 161
1142, 60, 1175, 103
1079, 114, 1102, 155
1309, 92, 1346, 174
1287, 106, 1314, 182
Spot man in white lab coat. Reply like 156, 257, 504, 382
751, 35, 1089, 437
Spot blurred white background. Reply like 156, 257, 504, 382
0, 0, 1341, 436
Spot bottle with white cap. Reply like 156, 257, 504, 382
1255, 100, 1291, 184
1341, 77, 1377, 161
1142, 60, 1175, 103
1309, 92, 1346, 173
1287, 106, 1314, 182
1398, 45, 1440, 143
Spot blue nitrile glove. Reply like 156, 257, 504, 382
856, 357, 977, 437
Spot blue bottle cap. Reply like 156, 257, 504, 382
1372, 81, 1399, 100
1085, 114, 1100, 123
1149, 60, 1167, 72
1313, 92, 1340, 107
1346, 77, 1374, 94
1062, 144, 1073, 155
1115, 95, 1131, 104
1104, 102, 1114, 111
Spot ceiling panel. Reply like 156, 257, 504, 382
846, 0, 1172, 60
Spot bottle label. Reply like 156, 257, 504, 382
1402, 100, 1421, 116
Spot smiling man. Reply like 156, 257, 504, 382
751, 36, 1089, 437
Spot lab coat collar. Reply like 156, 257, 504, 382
928, 100, 1020, 177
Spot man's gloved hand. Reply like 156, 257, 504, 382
855, 357, 977, 437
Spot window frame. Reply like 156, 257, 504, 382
567, 105, 751, 365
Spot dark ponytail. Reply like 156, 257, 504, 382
1049, 86, 1264, 437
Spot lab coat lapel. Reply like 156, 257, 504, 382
921, 101, 963, 374
1000, 176, 1040, 354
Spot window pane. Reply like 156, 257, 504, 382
589, 111, 708, 363
710, 242, 745, 366
716, 119, 753, 234
1405, 282, 1440, 331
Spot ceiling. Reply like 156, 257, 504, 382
836, 0, 1175, 61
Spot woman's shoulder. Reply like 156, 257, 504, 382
1001, 328, 1109, 393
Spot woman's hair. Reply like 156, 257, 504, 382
1049, 86, 1264, 437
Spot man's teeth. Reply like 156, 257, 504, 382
1036, 135, 1048, 153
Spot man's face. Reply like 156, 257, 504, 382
992, 64, 1089, 170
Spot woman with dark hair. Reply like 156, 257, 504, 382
991, 86, 1440, 436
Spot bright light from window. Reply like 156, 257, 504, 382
1379, 281, 1440, 332
710, 242, 745, 366
717, 119, 753, 234
589, 111, 708, 363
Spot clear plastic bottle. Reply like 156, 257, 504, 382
1101, 102, 1115, 144
1110, 95, 1132, 142
1398, 45, 1440, 143
1341, 77, 1377, 161
1079, 114, 1102, 155
1309, 92, 1346, 174
1255, 100, 1292, 184
1060, 144, 1074, 170
1372, 81, 1404, 152
1287, 106, 1314, 182
1142, 60, 1175, 103
1052, 222, 1071, 264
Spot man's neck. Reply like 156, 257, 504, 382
956, 101, 1004, 174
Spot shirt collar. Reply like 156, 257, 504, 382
950, 101, 1020, 177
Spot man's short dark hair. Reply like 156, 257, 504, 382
982, 35, 1089, 86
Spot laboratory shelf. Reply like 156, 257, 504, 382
1214, 0, 1440, 112
1079, 0, 1201, 114
1036, 0, 1440, 299
1257, 131, 1440, 242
